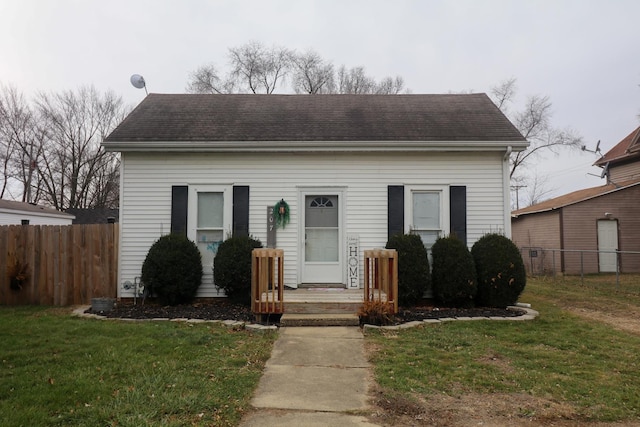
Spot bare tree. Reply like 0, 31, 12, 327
187, 44, 409, 95
291, 49, 335, 94
336, 65, 376, 94
34, 86, 127, 210
492, 79, 582, 180
228, 41, 292, 94
375, 75, 405, 94
491, 78, 582, 208
186, 64, 229, 94
0, 85, 46, 202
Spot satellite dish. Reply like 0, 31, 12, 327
130, 74, 148, 95
600, 162, 610, 179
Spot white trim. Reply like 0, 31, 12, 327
104, 140, 529, 153
297, 186, 347, 285
404, 185, 450, 237
187, 185, 233, 241
502, 153, 512, 237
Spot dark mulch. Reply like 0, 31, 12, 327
88, 300, 254, 322
87, 300, 525, 324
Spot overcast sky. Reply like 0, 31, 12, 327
1, 0, 638, 202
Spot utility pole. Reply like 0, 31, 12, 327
511, 184, 527, 210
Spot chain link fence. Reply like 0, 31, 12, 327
520, 246, 640, 293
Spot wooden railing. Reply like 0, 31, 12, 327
1, 224, 119, 306
364, 249, 398, 314
251, 248, 284, 315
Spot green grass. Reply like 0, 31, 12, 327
0, 307, 276, 427
368, 276, 640, 422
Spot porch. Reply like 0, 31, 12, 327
251, 248, 398, 326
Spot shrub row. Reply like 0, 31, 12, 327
388, 233, 526, 308
141, 232, 524, 309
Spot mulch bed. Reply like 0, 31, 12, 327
87, 300, 525, 324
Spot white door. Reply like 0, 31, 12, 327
301, 194, 343, 284
597, 219, 618, 273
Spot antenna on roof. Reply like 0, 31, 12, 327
581, 140, 602, 157
130, 74, 148, 95
600, 162, 610, 179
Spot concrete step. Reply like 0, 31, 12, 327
285, 301, 362, 314
280, 313, 360, 327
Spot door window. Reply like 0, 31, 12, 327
305, 195, 339, 262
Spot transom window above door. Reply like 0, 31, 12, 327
310, 196, 334, 208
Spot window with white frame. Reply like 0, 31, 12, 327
408, 187, 449, 252
188, 186, 231, 273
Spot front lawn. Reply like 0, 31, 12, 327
0, 307, 276, 427
367, 276, 640, 425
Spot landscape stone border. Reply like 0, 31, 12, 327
362, 303, 539, 335
72, 302, 537, 335
71, 306, 278, 334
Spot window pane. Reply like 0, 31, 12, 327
197, 230, 224, 268
198, 192, 223, 228
305, 228, 339, 262
305, 195, 338, 227
413, 192, 440, 229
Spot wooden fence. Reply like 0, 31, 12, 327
1, 224, 118, 306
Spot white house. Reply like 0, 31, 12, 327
0, 199, 75, 225
103, 94, 527, 298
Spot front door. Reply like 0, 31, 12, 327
597, 219, 618, 272
301, 194, 343, 284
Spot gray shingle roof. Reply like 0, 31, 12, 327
104, 93, 526, 144
0, 199, 75, 218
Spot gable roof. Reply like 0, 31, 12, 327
511, 178, 640, 217
0, 199, 75, 219
103, 93, 527, 152
594, 126, 640, 167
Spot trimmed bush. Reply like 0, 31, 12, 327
141, 234, 203, 305
213, 235, 263, 306
471, 233, 526, 308
385, 233, 430, 307
431, 235, 477, 307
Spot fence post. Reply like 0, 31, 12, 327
616, 250, 620, 290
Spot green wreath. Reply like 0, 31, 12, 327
273, 199, 290, 229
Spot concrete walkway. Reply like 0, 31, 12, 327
239, 326, 381, 427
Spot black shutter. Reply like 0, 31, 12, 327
171, 185, 188, 236
450, 186, 467, 245
233, 186, 250, 237
388, 185, 404, 240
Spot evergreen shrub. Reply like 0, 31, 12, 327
385, 233, 430, 307
141, 234, 203, 305
431, 235, 477, 307
471, 233, 526, 308
213, 235, 263, 306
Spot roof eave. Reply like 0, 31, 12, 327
103, 139, 529, 153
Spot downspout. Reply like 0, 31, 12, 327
503, 145, 512, 161
503, 146, 513, 238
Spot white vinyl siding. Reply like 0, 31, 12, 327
117, 151, 507, 297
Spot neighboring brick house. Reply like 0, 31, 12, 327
512, 126, 640, 275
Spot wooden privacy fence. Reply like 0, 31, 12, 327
1, 224, 119, 306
